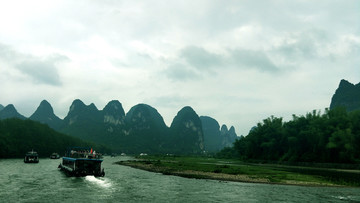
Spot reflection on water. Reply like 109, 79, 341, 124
1, 156, 360, 202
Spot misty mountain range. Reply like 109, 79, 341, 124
1, 79, 358, 154
0, 100, 237, 154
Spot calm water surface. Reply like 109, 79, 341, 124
1, 156, 359, 202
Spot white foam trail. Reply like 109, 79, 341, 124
85, 176, 112, 188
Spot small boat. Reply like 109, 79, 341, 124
50, 153, 60, 159
58, 147, 105, 177
24, 150, 39, 163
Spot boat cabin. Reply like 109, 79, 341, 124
24, 150, 39, 163
58, 147, 105, 177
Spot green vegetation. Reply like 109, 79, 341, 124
0, 118, 110, 158
218, 107, 360, 164
117, 155, 360, 187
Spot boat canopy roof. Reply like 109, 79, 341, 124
26, 150, 38, 156
64, 146, 101, 159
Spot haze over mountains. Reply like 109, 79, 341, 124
1, 79, 358, 154
0, 99, 237, 154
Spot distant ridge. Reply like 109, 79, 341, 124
330, 79, 360, 111
103, 100, 125, 126
0, 104, 26, 120
29, 100, 63, 130
0, 99, 238, 154
170, 106, 204, 154
125, 103, 167, 130
200, 116, 237, 152
124, 103, 169, 153
221, 125, 237, 148
0, 104, 4, 111
200, 116, 221, 152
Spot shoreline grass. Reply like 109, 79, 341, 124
115, 156, 360, 187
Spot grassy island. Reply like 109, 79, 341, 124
116, 156, 360, 187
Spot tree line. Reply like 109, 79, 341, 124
218, 107, 360, 164
0, 118, 110, 158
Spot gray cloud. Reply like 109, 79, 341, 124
111, 53, 154, 69
0, 0, 358, 136
149, 95, 188, 108
164, 63, 200, 81
0, 43, 67, 86
180, 46, 223, 71
274, 29, 327, 60
229, 49, 278, 72
164, 46, 279, 80
16, 59, 61, 86
0, 43, 18, 61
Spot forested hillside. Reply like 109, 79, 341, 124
0, 118, 109, 158
218, 107, 360, 164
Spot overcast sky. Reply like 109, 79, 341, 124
0, 0, 359, 136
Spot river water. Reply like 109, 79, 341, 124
1, 156, 360, 203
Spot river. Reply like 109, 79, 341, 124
0, 156, 359, 202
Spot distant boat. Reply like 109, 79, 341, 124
24, 150, 39, 163
50, 153, 60, 159
58, 147, 105, 177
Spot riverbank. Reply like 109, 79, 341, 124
115, 156, 360, 187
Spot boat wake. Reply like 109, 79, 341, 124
85, 176, 112, 188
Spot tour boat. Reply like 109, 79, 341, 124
58, 147, 105, 177
24, 150, 39, 163
50, 153, 60, 159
